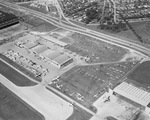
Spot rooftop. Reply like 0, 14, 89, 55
47, 51, 61, 60
0, 11, 18, 23
52, 54, 72, 65
31, 45, 48, 54
24, 42, 38, 49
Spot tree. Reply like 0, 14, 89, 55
85, 8, 98, 24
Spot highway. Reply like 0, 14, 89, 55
0, 1, 150, 120
1, 1, 150, 58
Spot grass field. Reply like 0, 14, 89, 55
70, 20, 150, 49
50, 60, 139, 109
19, 2, 49, 14
67, 106, 92, 120
31, 22, 58, 32
128, 61, 150, 88
0, 83, 45, 120
65, 33, 127, 63
0, 55, 38, 86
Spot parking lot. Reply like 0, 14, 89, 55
92, 94, 139, 120
50, 60, 140, 109
0, 23, 27, 41
64, 33, 127, 63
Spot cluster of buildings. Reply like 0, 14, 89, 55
16, 40, 73, 68
0, 10, 19, 30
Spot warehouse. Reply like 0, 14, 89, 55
46, 51, 61, 60
40, 49, 53, 58
31, 45, 48, 54
0, 10, 19, 30
113, 82, 150, 108
52, 54, 73, 68
24, 42, 38, 49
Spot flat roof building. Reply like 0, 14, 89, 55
40, 49, 53, 58
0, 10, 19, 29
42, 35, 67, 47
24, 42, 38, 49
113, 82, 150, 107
31, 45, 48, 54
47, 51, 61, 60
52, 54, 73, 68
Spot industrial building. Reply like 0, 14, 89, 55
0, 10, 19, 30
113, 82, 150, 114
31, 45, 48, 54
39, 49, 53, 58
52, 54, 73, 68
46, 51, 61, 60
23, 40, 73, 68
24, 42, 38, 49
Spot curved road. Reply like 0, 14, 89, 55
1, 1, 150, 58
0, 1, 150, 120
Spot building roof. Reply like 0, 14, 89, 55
42, 35, 67, 47
24, 42, 38, 49
113, 82, 150, 106
47, 51, 61, 60
52, 54, 72, 65
40, 49, 53, 57
31, 45, 48, 54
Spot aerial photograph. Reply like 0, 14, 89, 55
0, 0, 150, 120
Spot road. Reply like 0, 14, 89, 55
0, 1, 150, 120
0, 1, 150, 56
1, 1, 150, 59
3, 1, 150, 57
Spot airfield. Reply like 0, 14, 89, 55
0, 2, 150, 119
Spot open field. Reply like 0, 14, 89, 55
0, 24, 27, 41
31, 22, 58, 32
19, 2, 49, 14
67, 106, 92, 120
0, 83, 44, 120
128, 61, 150, 91
50, 60, 140, 110
70, 20, 150, 49
0, 54, 38, 86
23, 15, 45, 27
64, 33, 127, 63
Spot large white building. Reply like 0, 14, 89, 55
52, 54, 73, 68
113, 82, 150, 114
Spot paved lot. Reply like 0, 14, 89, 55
0, 81, 44, 120
50, 60, 140, 109
64, 33, 128, 63
92, 94, 139, 120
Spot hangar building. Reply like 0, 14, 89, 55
113, 82, 150, 114
52, 54, 73, 68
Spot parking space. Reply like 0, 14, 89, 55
92, 94, 139, 120
49, 60, 140, 109
64, 33, 127, 63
